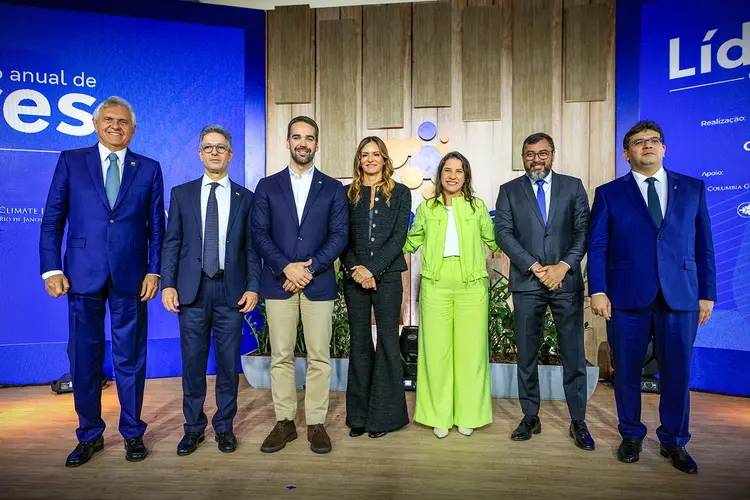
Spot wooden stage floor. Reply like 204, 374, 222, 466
1, 377, 748, 500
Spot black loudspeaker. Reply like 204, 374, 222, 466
400, 326, 419, 391
641, 339, 660, 394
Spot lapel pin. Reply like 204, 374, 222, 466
318, 180, 323, 184
130, 161, 136, 166
236, 191, 240, 196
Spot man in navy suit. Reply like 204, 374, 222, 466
40, 96, 165, 466
160, 125, 260, 456
588, 121, 716, 474
254, 116, 348, 455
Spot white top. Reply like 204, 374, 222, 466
289, 166, 316, 224
632, 167, 668, 218
201, 174, 232, 270
97, 142, 126, 185
443, 206, 460, 257
529, 169, 553, 221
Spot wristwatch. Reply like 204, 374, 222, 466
306, 265, 314, 275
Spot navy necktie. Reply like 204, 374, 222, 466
203, 182, 220, 277
645, 177, 663, 227
536, 180, 547, 225
105, 152, 120, 209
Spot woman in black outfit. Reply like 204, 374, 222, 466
342, 136, 411, 438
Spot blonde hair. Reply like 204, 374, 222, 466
347, 136, 395, 206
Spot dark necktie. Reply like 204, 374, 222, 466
536, 180, 547, 225
645, 177, 663, 227
203, 182, 220, 277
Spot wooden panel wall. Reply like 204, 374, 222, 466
564, 1, 612, 102
461, 4, 503, 121
363, 4, 409, 128
268, 5, 314, 104
318, 19, 359, 178
412, 2, 452, 108
263, 0, 617, 359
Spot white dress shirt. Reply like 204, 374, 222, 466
632, 167, 668, 218
444, 206, 461, 256
201, 174, 232, 270
42, 143, 130, 280
289, 166, 316, 224
529, 169, 553, 221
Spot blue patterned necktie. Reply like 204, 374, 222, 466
203, 182, 220, 277
645, 177, 663, 227
105, 152, 120, 209
536, 179, 547, 225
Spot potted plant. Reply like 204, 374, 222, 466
241, 270, 351, 391
486, 270, 599, 400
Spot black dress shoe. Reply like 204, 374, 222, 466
511, 416, 541, 441
616, 438, 643, 463
124, 437, 148, 462
368, 431, 386, 439
660, 445, 698, 474
349, 427, 366, 437
569, 420, 595, 451
65, 435, 104, 467
215, 432, 237, 453
177, 432, 205, 456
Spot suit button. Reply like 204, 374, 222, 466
544, 233, 549, 238
657, 235, 663, 240
375, 197, 379, 202
370, 252, 374, 256
371, 237, 375, 242
109, 219, 114, 224
298, 236, 303, 241
374, 210, 379, 214
372, 224, 376, 228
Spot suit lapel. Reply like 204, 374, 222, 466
112, 150, 139, 211
276, 170, 300, 228
86, 146, 110, 209
190, 178, 203, 228
520, 176, 546, 228
227, 181, 242, 233
546, 173, 563, 227
663, 169, 680, 225
300, 168, 324, 227
621, 171, 659, 231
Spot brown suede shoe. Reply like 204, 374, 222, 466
260, 419, 297, 453
307, 424, 332, 454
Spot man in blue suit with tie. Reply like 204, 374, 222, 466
39, 96, 165, 466
254, 116, 348, 455
588, 121, 716, 474
160, 125, 260, 456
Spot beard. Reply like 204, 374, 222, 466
525, 164, 552, 182
291, 147, 315, 166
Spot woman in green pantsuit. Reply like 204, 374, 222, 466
404, 151, 499, 438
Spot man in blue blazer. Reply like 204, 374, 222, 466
39, 96, 165, 466
253, 116, 348, 455
588, 121, 716, 474
160, 125, 260, 456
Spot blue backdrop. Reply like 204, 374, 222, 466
616, 0, 750, 395
0, 0, 266, 385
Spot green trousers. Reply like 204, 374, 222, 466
414, 257, 492, 429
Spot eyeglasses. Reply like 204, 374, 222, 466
628, 137, 662, 148
523, 150, 552, 161
201, 144, 229, 154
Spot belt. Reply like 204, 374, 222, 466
201, 270, 225, 280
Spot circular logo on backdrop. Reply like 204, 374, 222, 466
738, 202, 750, 218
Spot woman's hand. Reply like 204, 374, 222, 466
350, 265, 374, 284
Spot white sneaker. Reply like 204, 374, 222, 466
457, 427, 474, 436
433, 427, 449, 439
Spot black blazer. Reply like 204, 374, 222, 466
341, 182, 411, 283
494, 171, 589, 293
161, 177, 261, 306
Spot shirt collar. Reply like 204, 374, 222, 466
632, 166, 666, 185
202, 173, 231, 189
98, 143, 127, 166
528, 169, 553, 186
288, 165, 316, 180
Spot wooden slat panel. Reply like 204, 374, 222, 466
461, 5, 503, 121
564, 2, 612, 102
512, 0, 554, 169
363, 4, 408, 129
268, 5, 314, 104
412, 2, 452, 108
318, 19, 359, 179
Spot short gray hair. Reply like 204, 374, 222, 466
200, 125, 233, 152
93, 96, 136, 127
